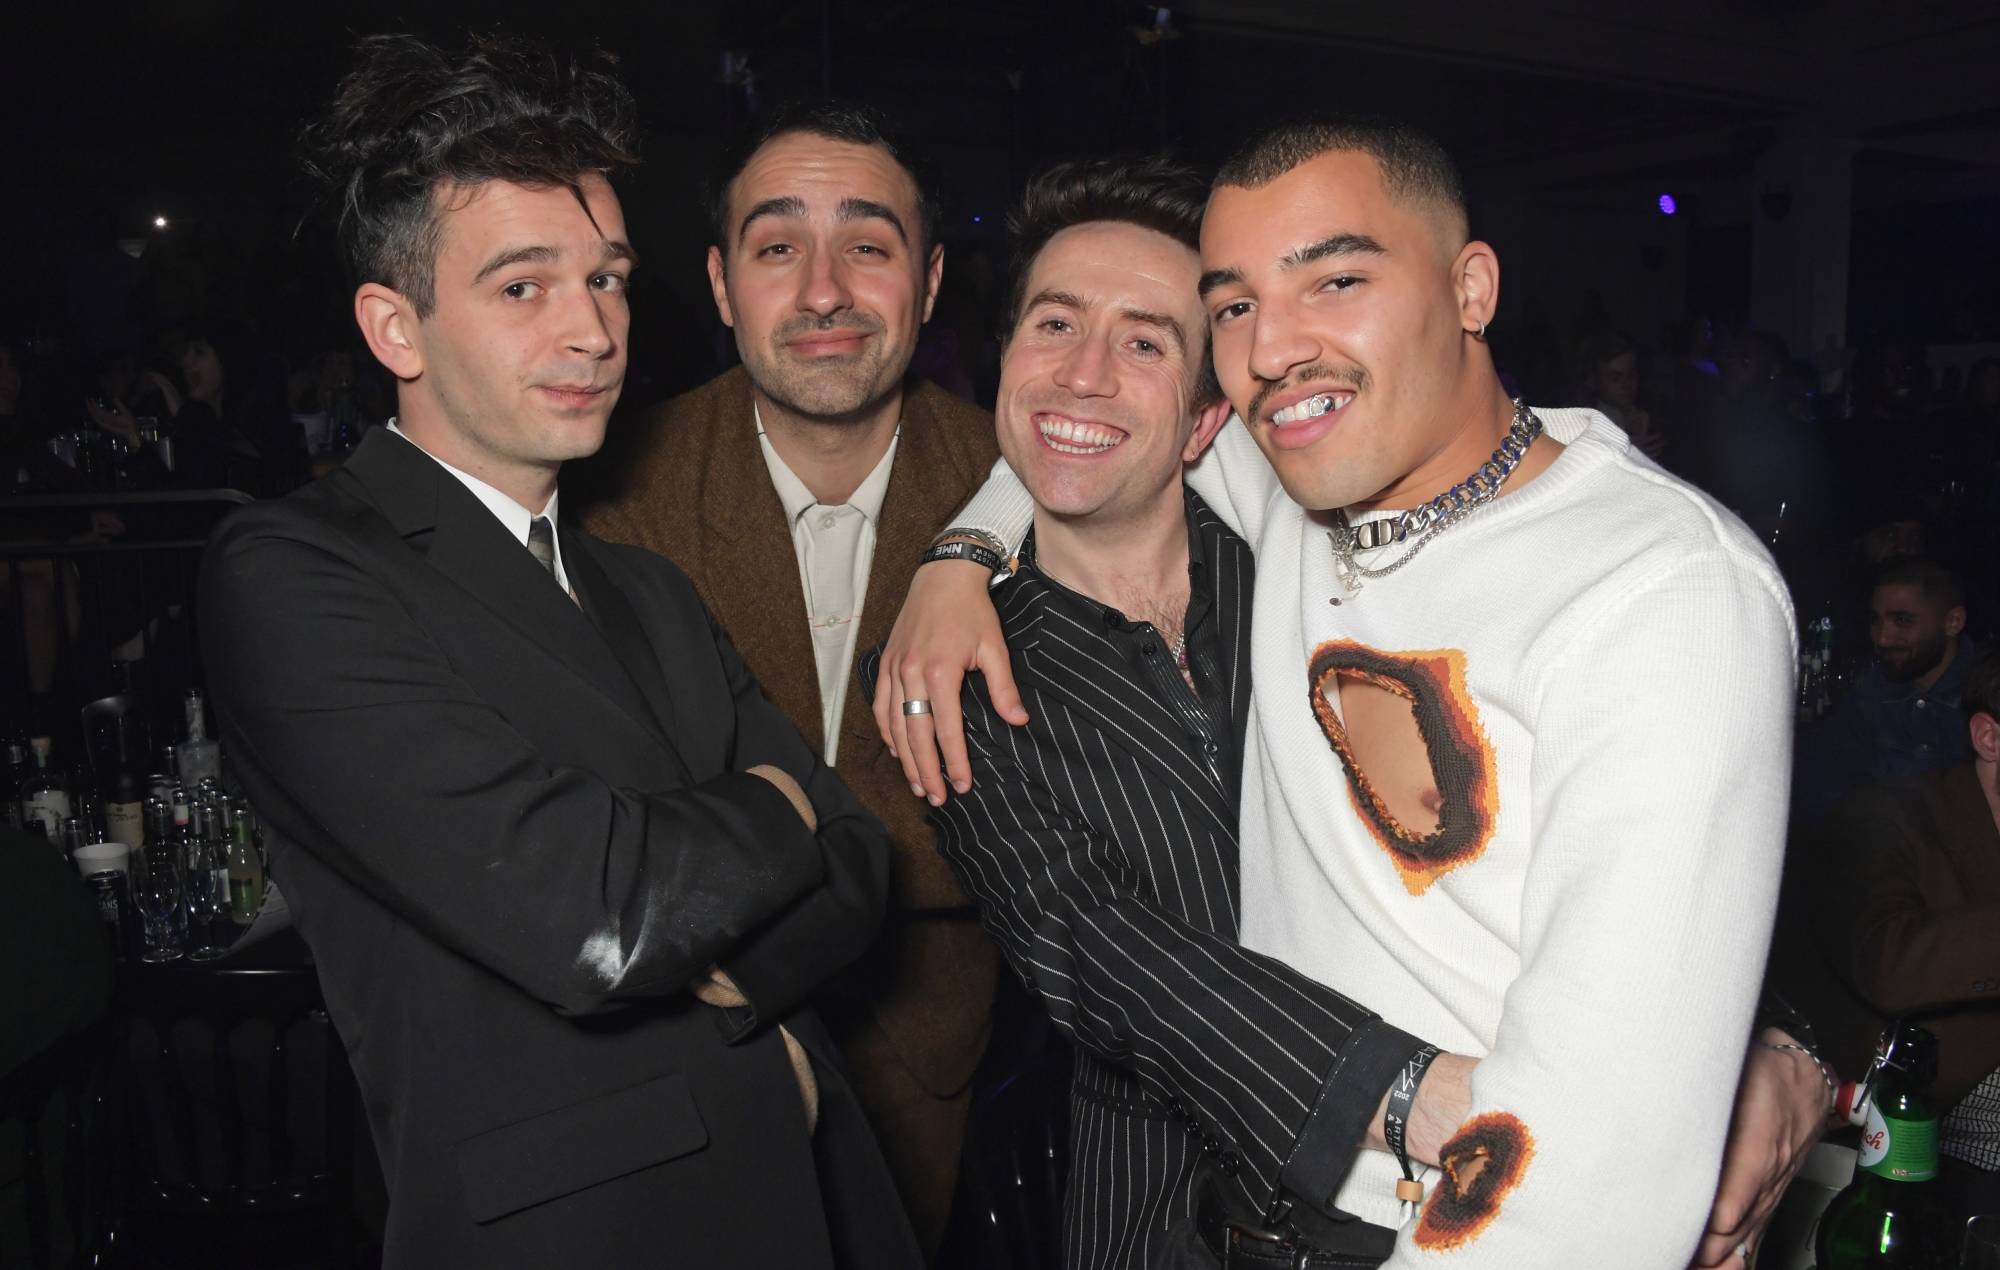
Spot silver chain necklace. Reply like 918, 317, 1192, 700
1327, 400, 1543, 597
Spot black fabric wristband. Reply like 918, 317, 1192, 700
1384, 1042, 1441, 1187
920, 539, 1008, 575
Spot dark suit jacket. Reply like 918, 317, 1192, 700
868, 493, 1418, 1269
200, 427, 919, 1269
583, 367, 1000, 1101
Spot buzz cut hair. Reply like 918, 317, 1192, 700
1873, 554, 1967, 613
1213, 113, 1469, 235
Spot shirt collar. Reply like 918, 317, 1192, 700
1016, 484, 1211, 626
384, 419, 565, 586
753, 400, 899, 524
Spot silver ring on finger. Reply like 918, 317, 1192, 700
901, 698, 933, 717
1735, 1242, 1751, 1263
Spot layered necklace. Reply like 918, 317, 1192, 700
1327, 399, 1543, 598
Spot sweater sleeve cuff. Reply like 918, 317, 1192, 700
951, 458, 1036, 554
1279, 1016, 1427, 1217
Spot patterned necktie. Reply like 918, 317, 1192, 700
526, 516, 558, 579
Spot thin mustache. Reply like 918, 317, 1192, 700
1248, 365, 1366, 425
779, 315, 883, 341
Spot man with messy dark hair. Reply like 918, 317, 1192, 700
203, 34, 919, 1268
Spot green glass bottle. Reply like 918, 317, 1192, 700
1814, 1023, 1953, 1269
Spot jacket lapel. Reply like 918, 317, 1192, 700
343, 430, 686, 771
564, 532, 693, 784
1192, 494, 1256, 762
692, 377, 826, 754
838, 393, 978, 754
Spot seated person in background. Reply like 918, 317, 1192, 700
1797, 555, 1974, 825
1797, 645, 2000, 1217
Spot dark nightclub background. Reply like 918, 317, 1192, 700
4, 5, 2000, 1267
5, 0, 1998, 423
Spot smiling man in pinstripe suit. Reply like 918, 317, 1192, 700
862, 155, 1475, 1268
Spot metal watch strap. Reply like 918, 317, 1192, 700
933, 525, 1011, 558
1384, 1043, 1440, 1201
920, 539, 1007, 575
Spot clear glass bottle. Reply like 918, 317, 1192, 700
224, 797, 265, 926
18, 736, 72, 839
178, 689, 221, 785
4, 733, 31, 831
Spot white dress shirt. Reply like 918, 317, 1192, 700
385, 419, 570, 594
754, 403, 898, 767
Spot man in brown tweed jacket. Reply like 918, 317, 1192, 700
582, 102, 998, 1259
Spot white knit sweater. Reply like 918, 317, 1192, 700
960, 408, 1796, 1266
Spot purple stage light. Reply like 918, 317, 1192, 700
1658, 194, 1678, 216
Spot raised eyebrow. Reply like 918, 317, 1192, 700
1122, 309, 1187, 354
1282, 232, 1388, 270
473, 244, 558, 286
1197, 266, 1243, 300
836, 197, 909, 245
735, 195, 808, 246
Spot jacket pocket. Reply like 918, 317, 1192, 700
456, 1071, 708, 1223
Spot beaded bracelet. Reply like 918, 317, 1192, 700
1761, 1040, 1838, 1117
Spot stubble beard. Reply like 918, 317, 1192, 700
750, 315, 899, 425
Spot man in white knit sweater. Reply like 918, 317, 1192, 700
875, 119, 1822, 1267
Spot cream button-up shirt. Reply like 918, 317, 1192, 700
754, 403, 898, 767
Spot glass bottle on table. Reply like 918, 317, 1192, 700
103, 714, 147, 849
1813, 1022, 1953, 1268
18, 736, 71, 839
224, 797, 265, 926
4, 734, 31, 830
58, 816, 87, 862
178, 689, 221, 786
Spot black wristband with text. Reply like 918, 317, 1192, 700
1384, 1042, 1441, 1205
920, 538, 1009, 576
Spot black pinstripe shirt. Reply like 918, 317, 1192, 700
870, 489, 1422, 1268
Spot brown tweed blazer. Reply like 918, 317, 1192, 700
580, 365, 1000, 1094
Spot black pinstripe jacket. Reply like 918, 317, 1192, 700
870, 490, 1424, 1269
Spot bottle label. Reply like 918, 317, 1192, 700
24, 790, 71, 835
106, 801, 145, 847
1859, 1102, 1938, 1181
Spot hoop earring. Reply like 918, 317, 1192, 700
1475, 320, 1488, 340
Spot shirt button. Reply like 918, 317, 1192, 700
1203, 741, 1219, 756
819, 513, 837, 530
1220, 1151, 1241, 1177
1142, 642, 1157, 657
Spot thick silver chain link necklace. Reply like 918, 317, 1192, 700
1327, 400, 1543, 598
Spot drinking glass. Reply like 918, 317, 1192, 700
135, 844, 185, 963
184, 849, 230, 961
1965, 1215, 2000, 1270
